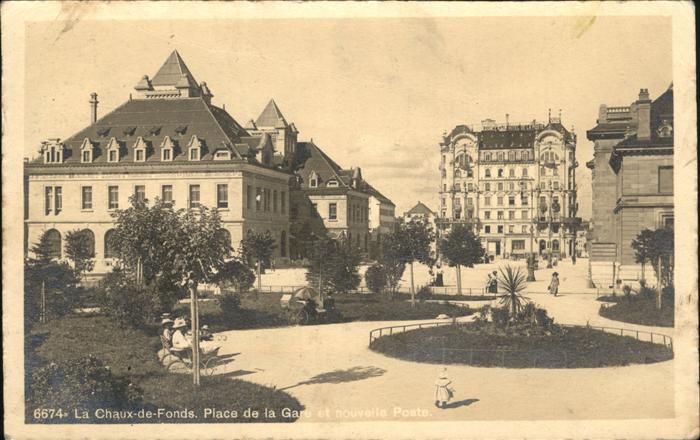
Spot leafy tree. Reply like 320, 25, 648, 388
379, 232, 407, 295
213, 258, 255, 294
497, 265, 530, 320
385, 219, 435, 305
65, 229, 96, 282
365, 263, 387, 294
631, 228, 674, 309
439, 224, 486, 295
306, 238, 361, 294
240, 230, 276, 291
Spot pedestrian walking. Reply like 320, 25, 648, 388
434, 368, 455, 409
548, 272, 560, 296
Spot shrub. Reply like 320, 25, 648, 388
365, 263, 387, 294
491, 306, 510, 329
219, 292, 242, 321
97, 270, 161, 328
29, 356, 142, 412
216, 259, 255, 294
25, 260, 81, 326
415, 286, 432, 302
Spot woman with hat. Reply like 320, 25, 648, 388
434, 367, 455, 409
171, 318, 193, 362
548, 272, 560, 297
160, 318, 174, 346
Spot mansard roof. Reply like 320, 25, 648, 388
30, 97, 255, 164
256, 99, 288, 128
479, 129, 536, 150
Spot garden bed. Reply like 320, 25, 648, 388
26, 315, 302, 423
369, 323, 673, 368
175, 292, 473, 332
599, 298, 674, 327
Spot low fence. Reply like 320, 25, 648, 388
248, 285, 489, 295
368, 321, 673, 349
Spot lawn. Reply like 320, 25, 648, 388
26, 315, 303, 423
370, 323, 674, 368
174, 292, 473, 332
599, 297, 674, 327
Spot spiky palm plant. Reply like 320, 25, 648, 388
497, 265, 530, 320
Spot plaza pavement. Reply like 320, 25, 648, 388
213, 259, 674, 422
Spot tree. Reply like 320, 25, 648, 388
306, 238, 361, 294
25, 231, 80, 326
385, 220, 434, 305
213, 258, 255, 295
65, 229, 96, 282
631, 228, 674, 309
365, 263, 387, 294
439, 225, 486, 295
497, 265, 530, 320
240, 230, 276, 292
379, 232, 407, 296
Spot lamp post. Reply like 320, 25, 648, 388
520, 178, 537, 281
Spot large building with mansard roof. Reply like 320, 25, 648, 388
438, 114, 580, 261
24, 50, 395, 274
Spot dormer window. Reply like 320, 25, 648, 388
214, 150, 231, 160
160, 136, 175, 162
309, 171, 319, 188
188, 135, 202, 161
133, 136, 148, 162
175, 125, 188, 136
122, 127, 136, 137
80, 138, 93, 163
97, 127, 111, 137
148, 126, 161, 136
106, 137, 120, 163
657, 122, 673, 138
42, 140, 64, 164
326, 179, 339, 188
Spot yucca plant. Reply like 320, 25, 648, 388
497, 265, 530, 320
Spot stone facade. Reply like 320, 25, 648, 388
586, 86, 674, 287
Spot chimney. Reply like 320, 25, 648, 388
89, 93, 99, 124
636, 88, 652, 140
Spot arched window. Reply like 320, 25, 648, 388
508, 151, 515, 161
104, 229, 118, 259
552, 239, 560, 251
485, 168, 491, 178
485, 153, 492, 162
497, 152, 504, 161
522, 151, 529, 161
280, 231, 287, 257
45, 229, 61, 259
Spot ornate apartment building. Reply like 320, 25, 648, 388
24, 50, 395, 274
586, 86, 673, 287
438, 116, 579, 260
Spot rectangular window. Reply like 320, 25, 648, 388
509, 211, 515, 220
497, 211, 504, 220
281, 191, 287, 214
484, 225, 491, 233
162, 185, 173, 206
467, 183, 474, 192
217, 184, 229, 209
497, 225, 504, 234
255, 187, 262, 211
189, 184, 200, 209
162, 149, 171, 161
658, 166, 673, 193
509, 225, 515, 233
54, 187, 62, 214
512, 240, 525, 250
264, 189, 271, 212
82, 151, 90, 162
553, 181, 559, 190
497, 197, 503, 206
509, 169, 515, 177
45, 187, 53, 215
246, 185, 253, 210
109, 150, 117, 162
521, 195, 528, 205
273, 190, 278, 213
484, 197, 491, 206
484, 211, 491, 219
329, 203, 337, 220
522, 210, 529, 220
134, 185, 146, 202
509, 196, 515, 206
497, 182, 504, 191
312, 203, 318, 216
467, 197, 473, 206
190, 148, 199, 160
81, 186, 93, 210
108, 186, 119, 209
485, 183, 491, 192
136, 150, 145, 161
522, 168, 528, 177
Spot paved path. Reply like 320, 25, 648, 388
213, 292, 674, 422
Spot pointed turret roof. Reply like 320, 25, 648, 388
151, 50, 198, 88
256, 99, 288, 127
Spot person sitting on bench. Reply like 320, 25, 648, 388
171, 318, 193, 363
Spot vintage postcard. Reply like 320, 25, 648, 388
2, 1, 698, 439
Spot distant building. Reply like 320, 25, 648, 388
404, 202, 437, 226
439, 115, 579, 260
586, 85, 673, 287
575, 220, 590, 258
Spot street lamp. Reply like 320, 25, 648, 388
520, 177, 537, 282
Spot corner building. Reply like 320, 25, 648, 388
438, 116, 579, 260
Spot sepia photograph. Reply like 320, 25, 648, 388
2, 2, 697, 439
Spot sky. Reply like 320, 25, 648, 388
24, 16, 672, 219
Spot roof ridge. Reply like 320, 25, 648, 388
308, 142, 348, 187
201, 99, 244, 159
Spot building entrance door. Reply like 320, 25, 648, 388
495, 241, 501, 256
